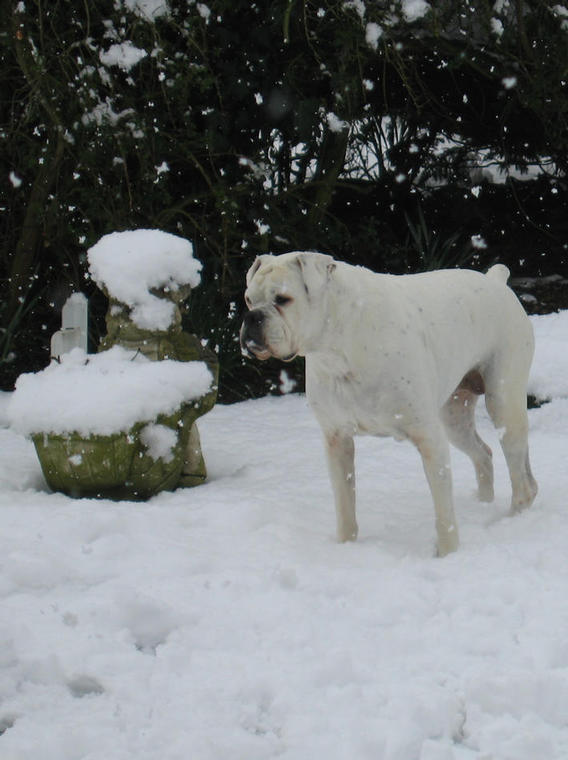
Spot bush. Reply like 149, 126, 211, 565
2, 1, 568, 398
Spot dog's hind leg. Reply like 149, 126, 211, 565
409, 422, 459, 557
484, 369, 537, 513
441, 387, 494, 503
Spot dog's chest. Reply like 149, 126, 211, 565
306, 360, 403, 438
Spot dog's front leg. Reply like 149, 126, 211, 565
324, 432, 358, 542
410, 426, 459, 557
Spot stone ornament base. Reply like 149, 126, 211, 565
98, 321, 219, 491
178, 423, 207, 487
33, 409, 192, 500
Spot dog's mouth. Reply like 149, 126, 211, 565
241, 339, 272, 361
241, 340, 297, 363
240, 317, 298, 362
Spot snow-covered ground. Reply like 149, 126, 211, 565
1, 312, 567, 760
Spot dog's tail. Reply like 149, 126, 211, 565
485, 263, 510, 285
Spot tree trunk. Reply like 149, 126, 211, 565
7, 8, 66, 316
8, 133, 65, 313
308, 125, 349, 228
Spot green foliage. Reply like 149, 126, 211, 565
404, 206, 471, 271
2, 0, 568, 396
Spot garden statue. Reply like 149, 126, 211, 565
90, 230, 219, 487
13, 230, 218, 499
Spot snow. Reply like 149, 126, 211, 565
491, 17, 505, 36
9, 171, 22, 188
553, 5, 568, 29
326, 112, 349, 133
365, 22, 383, 50
502, 76, 517, 90
196, 3, 211, 22
343, 0, 365, 22
99, 42, 148, 72
470, 235, 487, 249
140, 423, 178, 463
7, 346, 213, 436
81, 98, 135, 128
402, 0, 430, 23
1, 311, 568, 759
122, 0, 168, 21
87, 229, 202, 331
527, 311, 568, 401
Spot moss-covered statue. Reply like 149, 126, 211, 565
16, 230, 219, 499
90, 229, 219, 488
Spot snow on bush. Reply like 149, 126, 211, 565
365, 22, 383, 50
87, 229, 202, 331
123, 0, 168, 21
7, 346, 212, 437
99, 42, 148, 72
402, 0, 430, 23
326, 112, 349, 133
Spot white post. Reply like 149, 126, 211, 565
50, 293, 89, 358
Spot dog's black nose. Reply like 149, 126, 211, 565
242, 309, 265, 345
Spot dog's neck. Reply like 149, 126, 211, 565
304, 263, 393, 362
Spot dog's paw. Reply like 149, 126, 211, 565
436, 530, 459, 557
477, 486, 495, 503
510, 478, 538, 514
336, 525, 358, 543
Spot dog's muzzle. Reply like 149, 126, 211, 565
240, 309, 269, 359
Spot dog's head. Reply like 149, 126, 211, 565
240, 251, 336, 361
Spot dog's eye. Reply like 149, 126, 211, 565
275, 295, 292, 307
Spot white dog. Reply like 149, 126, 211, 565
240, 252, 537, 556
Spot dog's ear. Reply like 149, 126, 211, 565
295, 252, 336, 286
246, 254, 270, 286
